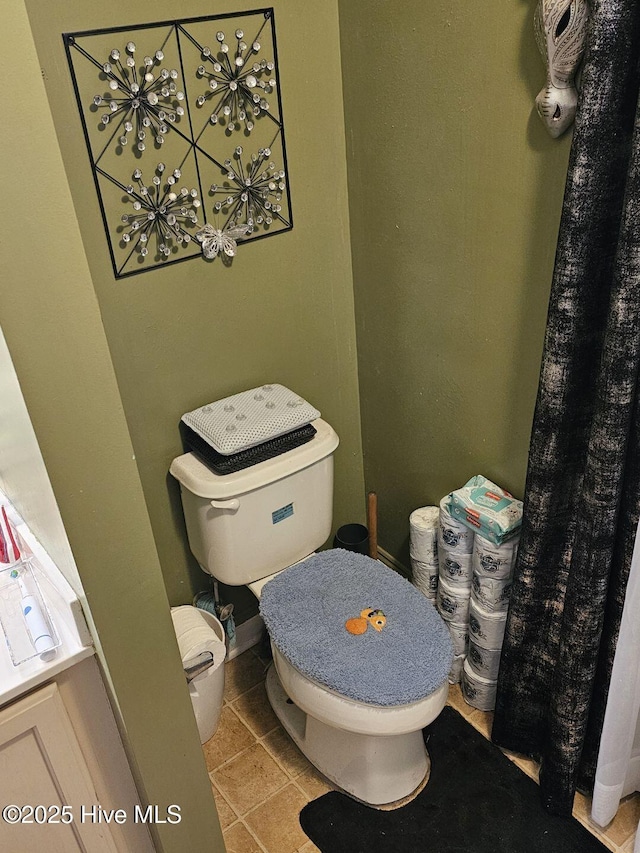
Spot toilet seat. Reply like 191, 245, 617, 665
247, 572, 285, 599
259, 550, 453, 707
247, 553, 313, 599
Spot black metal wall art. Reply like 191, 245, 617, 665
63, 9, 291, 279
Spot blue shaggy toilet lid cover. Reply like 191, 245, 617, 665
259, 550, 453, 706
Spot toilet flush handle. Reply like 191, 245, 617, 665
210, 498, 240, 512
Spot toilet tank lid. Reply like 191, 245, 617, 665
169, 418, 339, 500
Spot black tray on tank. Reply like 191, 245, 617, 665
179, 421, 317, 475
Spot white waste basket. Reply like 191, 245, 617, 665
171, 605, 226, 744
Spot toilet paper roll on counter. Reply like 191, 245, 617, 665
449, 654, 466, 685
411, 559, 439, 600
462, 658, 497, 711
439, 498, 474, 554
436, 576, 471, 625
468, 597, 507, 650
409, 506, 440, 563
468, 641, 502, 681
472, 534, 519, 579
471, 574, 512, 613
438, 547, 473, 586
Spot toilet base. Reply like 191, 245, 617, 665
265, 665, 430, 806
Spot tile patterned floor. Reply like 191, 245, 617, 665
204, 646, 640, 853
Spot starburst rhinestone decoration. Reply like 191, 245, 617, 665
210, 146, 285, 232
65, 12, 292, 277
93, 41, 185, 148
195, 28, 276, 132
120, 163, 200, 258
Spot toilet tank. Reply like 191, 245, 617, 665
169, 419, 339, 585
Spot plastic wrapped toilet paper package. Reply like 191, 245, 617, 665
437, 497, 472, 682
409, 507, 439, 600
469, 597, 508, 650
447, 622, 469, 684
439, 498, 475, 553
462, 657, 498, 712
449, 654, 465, 684
438, 547, 473, 586
468, 641, 502, 681
409, 507, 439, 562
465, 531, 517, 704
411, 560, 439, 600
472, 574, 512, 613
472, 534, 519, 579
448, 621, 469, 657
437, 576, 472, 624
436, 499, 473, 683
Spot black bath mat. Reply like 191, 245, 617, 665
299, 706, 609, 853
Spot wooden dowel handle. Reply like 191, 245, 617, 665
367, 491, 378, 560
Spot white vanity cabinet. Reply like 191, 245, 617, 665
0, 681, 117, 851
0, 656, 154, 852
0, 498, 155, 851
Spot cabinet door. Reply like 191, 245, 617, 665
0, 682, 117, 852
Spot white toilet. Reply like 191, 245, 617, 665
170, 418, 452, 806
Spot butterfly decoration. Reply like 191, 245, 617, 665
196, 222, 250, 259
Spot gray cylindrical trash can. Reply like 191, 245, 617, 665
171, 605, 226, 744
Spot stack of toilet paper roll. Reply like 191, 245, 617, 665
436, 499, 474, 685
433, 477, 522, 709
409, 506, 440, 602
461, 533, 519, 710
410, 477, 521, 708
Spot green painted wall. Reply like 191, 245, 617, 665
26, 0, 365, 607
338, 0, 571, 565
1, 3, 224, 850
2, 1, 575, 844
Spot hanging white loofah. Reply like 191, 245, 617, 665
534, 0, 590, 138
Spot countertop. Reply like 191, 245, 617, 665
0, 493, 93, 709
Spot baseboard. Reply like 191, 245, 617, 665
227, 613, 265, 660
377, 546, 410, 578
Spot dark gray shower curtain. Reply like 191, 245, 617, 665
491, 0, 640, 816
